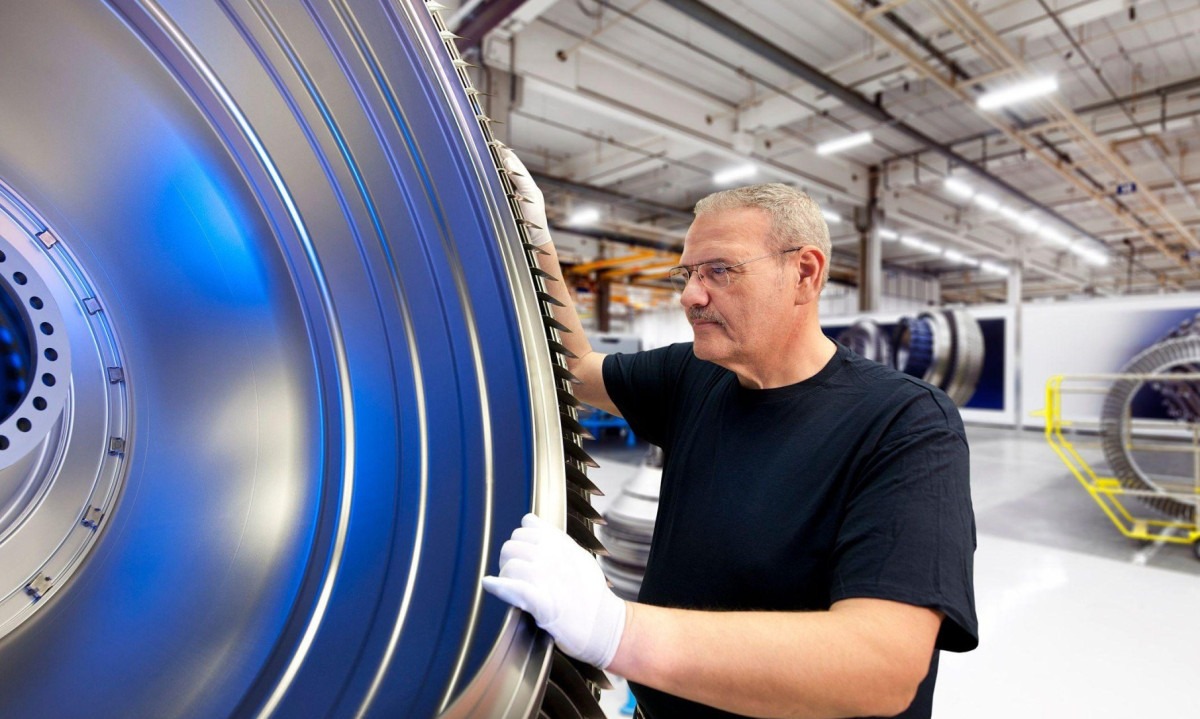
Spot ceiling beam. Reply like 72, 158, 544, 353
658, 0, 1107, 249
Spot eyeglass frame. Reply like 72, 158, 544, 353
667, 247, 804, 292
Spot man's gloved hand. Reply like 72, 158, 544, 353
482, 512, 627, 668
500, 148, 552, 246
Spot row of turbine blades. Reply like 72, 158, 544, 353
424, 3, 612, 717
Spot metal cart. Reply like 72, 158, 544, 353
1042, 373, 1200, 559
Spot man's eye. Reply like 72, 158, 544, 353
707, 265, 729, 276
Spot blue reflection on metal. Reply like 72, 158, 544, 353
0, 284, 32, 421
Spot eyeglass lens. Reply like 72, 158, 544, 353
668, 263, 728, 291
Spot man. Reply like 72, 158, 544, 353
483, 149, 977, 719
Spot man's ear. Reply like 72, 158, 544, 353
794, 246, 826, 304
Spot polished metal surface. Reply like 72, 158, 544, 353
0, 1, 586, 716
942, 309, 985, 407
0, 183, 127, 642
921, 310, 954, 391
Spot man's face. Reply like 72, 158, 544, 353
677, 207, 794, 370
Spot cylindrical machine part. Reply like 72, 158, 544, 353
0, 2, 597, 717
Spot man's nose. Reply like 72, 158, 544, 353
678, 272, 709, 307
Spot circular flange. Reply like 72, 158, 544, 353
0, 183, 128, 639
0, 232, 71, 460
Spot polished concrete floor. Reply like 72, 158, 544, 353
583, 424, 1200, 718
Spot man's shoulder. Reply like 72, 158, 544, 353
833, 347, 964, 429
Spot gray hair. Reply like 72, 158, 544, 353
694, 183, 831, 286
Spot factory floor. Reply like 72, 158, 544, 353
583, 424, 1200, 718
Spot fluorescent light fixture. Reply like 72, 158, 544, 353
1071, 240, 1111, 267
973, 193, 1001, 212
998, 206, 1020, 221
1037, 226, 1072, 249
997, 205, 1042, 233
980, 260, 1011, 277
943, 249, 974, 265
816, 131, 872, 156
899, 235, 941, 255
943, 177, 975, 199
977, 76, 1059, 110
1017, 214, 1041, 233
878, 228, 898, 241
566, 207, 601, 226
713, 163, 758, 185
822, 209, 842, 224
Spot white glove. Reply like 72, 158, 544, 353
482, 512, 627, 668
500, 148, 552, 246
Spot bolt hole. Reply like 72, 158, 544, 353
0, 250, 6, 261
13, 272, 27, 285
33, 396, 46, 411
44, 348, 57, 361
39, 322, 53, 335
30, 296, 43, 310
41, 373, 55, 387
16, 418, 30, 432
0, 436, 8, 450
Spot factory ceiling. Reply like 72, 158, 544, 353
447, 0, 1200, 303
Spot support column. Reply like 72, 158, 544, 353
1007, 259, 1023, 428
1006, 261, 1023, 306
596, 278, 612, 333
855, 165, 883, 313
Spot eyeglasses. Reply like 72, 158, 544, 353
667, 248, 802, 292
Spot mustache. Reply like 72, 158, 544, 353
687, 308, 724, 325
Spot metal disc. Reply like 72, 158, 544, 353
0, 1, 570, 717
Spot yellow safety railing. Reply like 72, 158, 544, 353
1043, 374, 1200, 554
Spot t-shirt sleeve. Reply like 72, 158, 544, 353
829, 388, 979, 653
601, 343, 693, 449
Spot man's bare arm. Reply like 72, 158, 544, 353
533, 242, 615, 415
607, 598, 943, 719
502, 147, 616, 414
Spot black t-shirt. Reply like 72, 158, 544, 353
602, 342, 978, 719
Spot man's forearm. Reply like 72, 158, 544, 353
607, 599, 941, 719
535, 242, 594, 367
